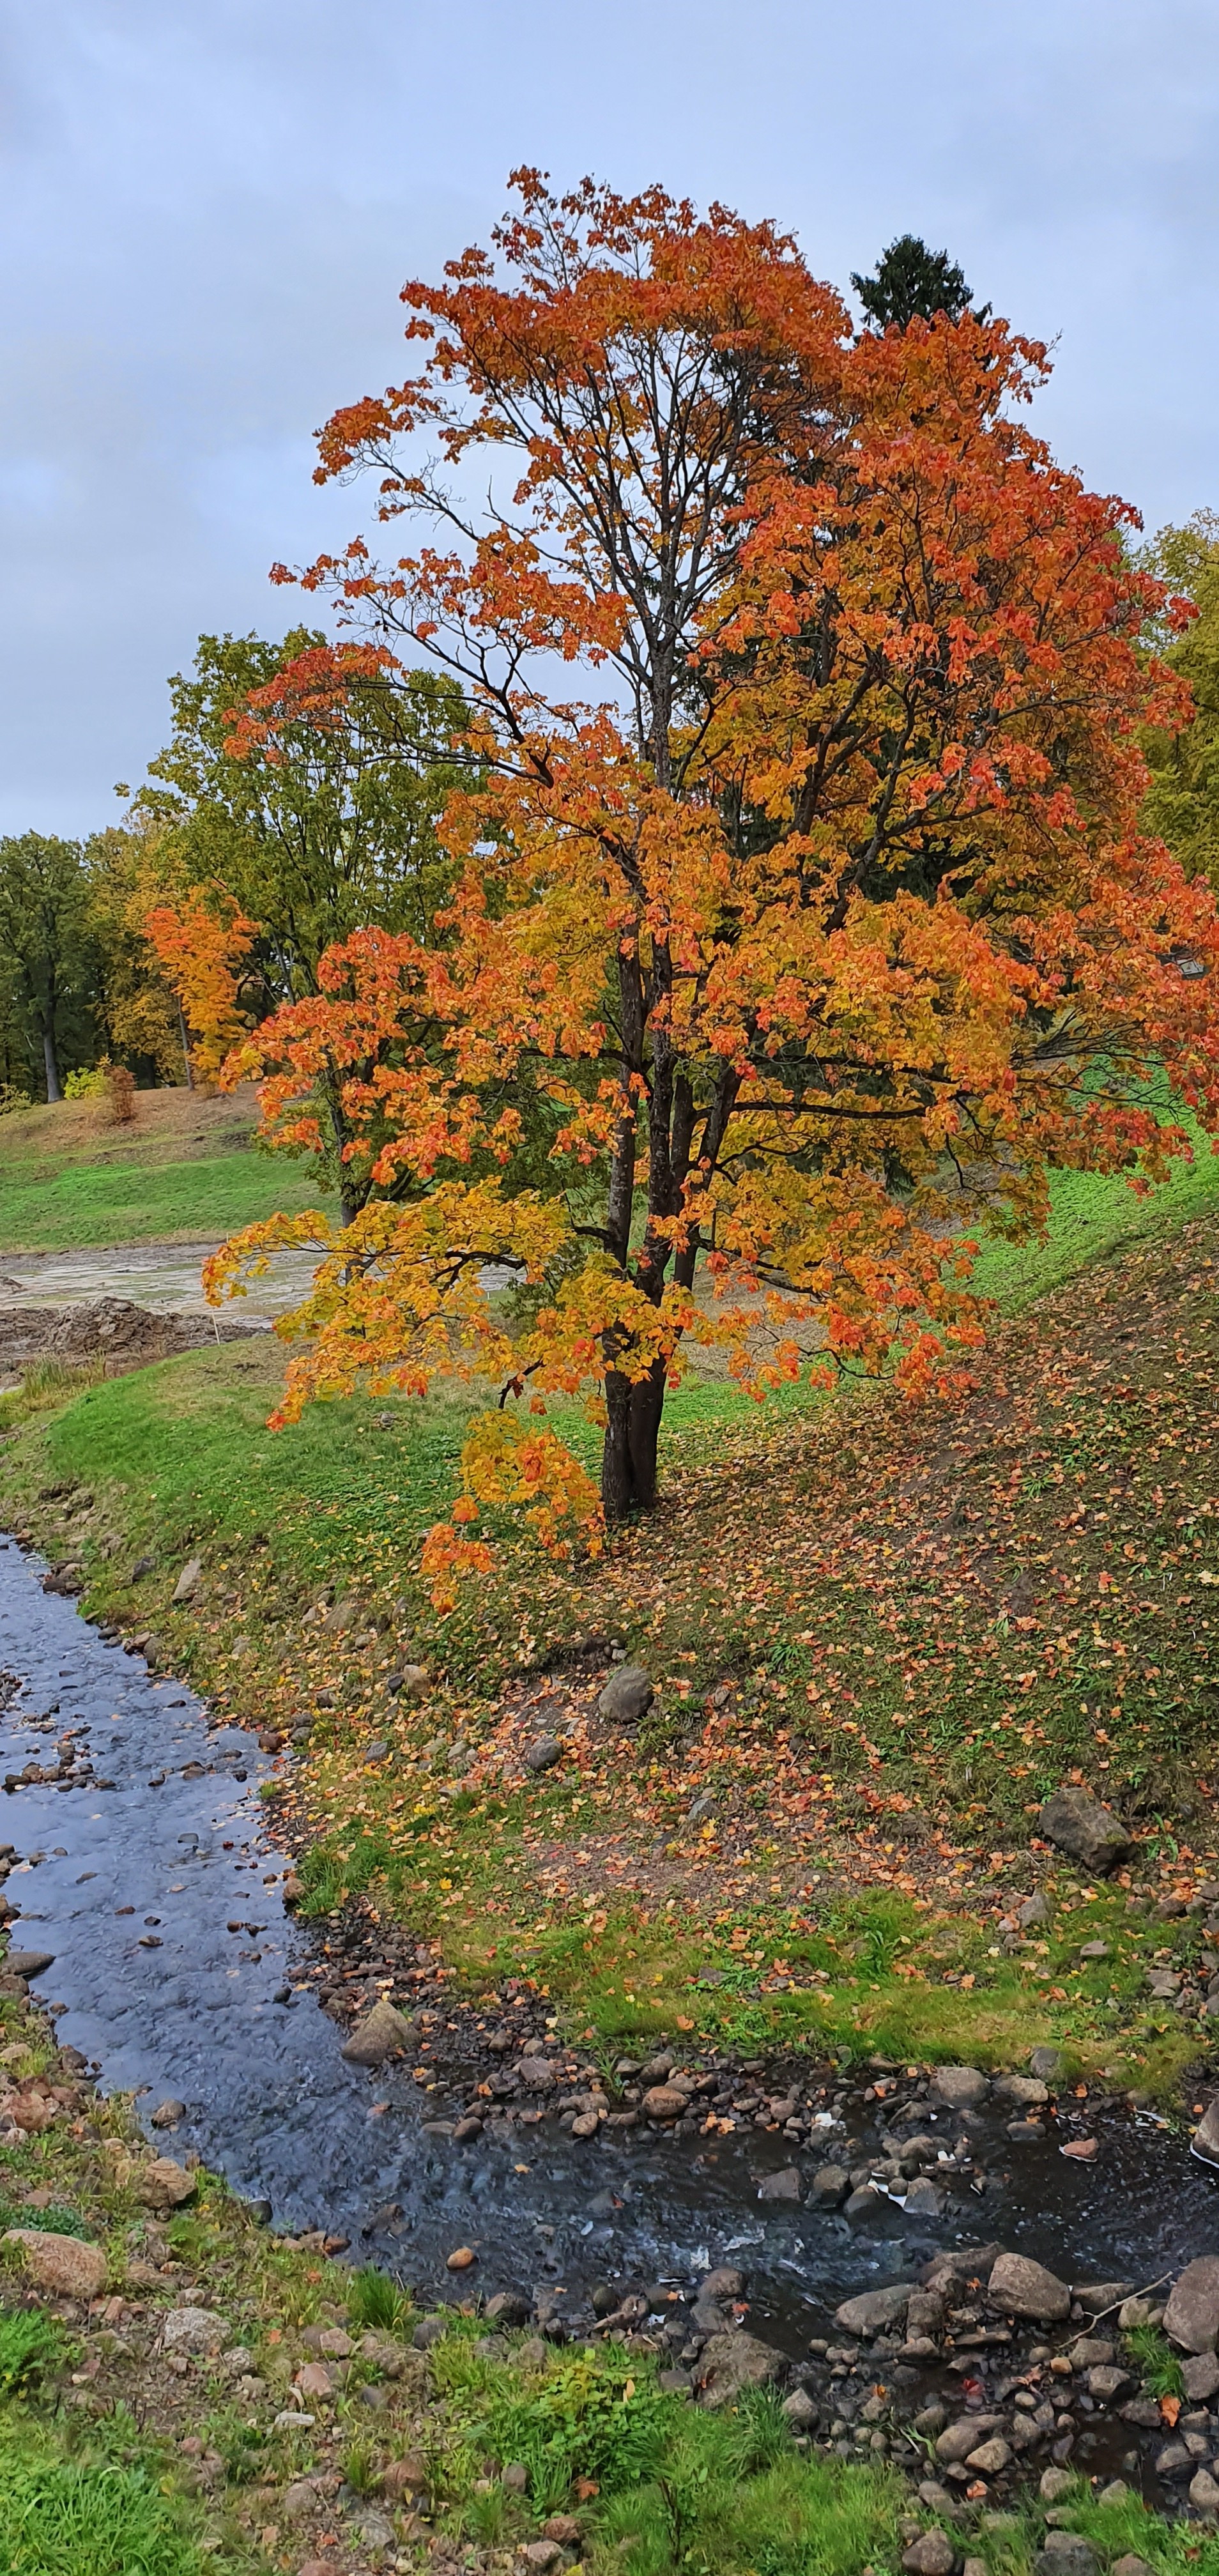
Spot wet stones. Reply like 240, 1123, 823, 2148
340, 2000, 417, 2066
642, 2084, 688, 2122
834, 2283, 912, 2337
1038, 1784, 1131, 1874
756, 2166, 801, 2202
988, 2252, 1071, 2324
810, 2164, 850, 2207
928, 2066, 988, 2110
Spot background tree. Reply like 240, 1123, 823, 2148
135, 627, 468, 1203
205, 173, 1219, 1595
852, 233, 979, 330
83, 820, 189, 1084
0, 834, 93, 1101
1140, 511, 1219, 887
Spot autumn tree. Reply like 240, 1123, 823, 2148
0, 833, 93, 1101
852, 233, 980, 331
206, 173, 1219, 1591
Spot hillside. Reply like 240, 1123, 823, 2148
0, 1083, 337, 1250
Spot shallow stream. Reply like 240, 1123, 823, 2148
1, 1536, 1217, 2361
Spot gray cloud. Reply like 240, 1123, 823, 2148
3, 0, 1218, 831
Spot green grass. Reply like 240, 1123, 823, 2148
346, 2265, 413, 2333
970, 1096, 1219, 1311
0, 1149, 334, 1253
0, 2419, 205, 2576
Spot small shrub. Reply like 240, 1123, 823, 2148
346, 2265, 412, 2333
1123, 2322, 1184, 2398
0, 2308, 66, 2393
725, 2388, 795, 2477
472, 2350, 673, 2516
341, 2438, 377, 2496
19, 1360, 107, 1407
63, 1068, 107, 1100
0, 1082, 32, 1115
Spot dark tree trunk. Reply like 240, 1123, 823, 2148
601, 1360, 667, 1519
178, 1004, 195, 1089
42, 1021, 62, 1105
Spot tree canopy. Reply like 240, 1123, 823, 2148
852, 233, 978, 332
166, 171, 1219, 1600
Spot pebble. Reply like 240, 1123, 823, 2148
446, 2245, 477, 2271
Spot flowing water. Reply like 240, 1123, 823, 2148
1, 1534, 1217, 2360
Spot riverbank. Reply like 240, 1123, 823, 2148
7, 1950, 1219, 2576
3, 1200, 1219, 2090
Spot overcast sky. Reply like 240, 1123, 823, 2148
3, 0, 1218, 836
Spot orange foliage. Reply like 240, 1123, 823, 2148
205, 173, 1219, 1600
144, 889, 259, 1079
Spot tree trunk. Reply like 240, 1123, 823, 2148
601, 1361, 666, 1519
42, 1021, 62, 1105
178, 1004, 195, 1089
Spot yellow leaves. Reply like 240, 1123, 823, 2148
422, 1412, 602, 1609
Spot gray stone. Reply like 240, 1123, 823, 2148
1085, 2366, 1131, 2402
1190, 2467, 1219, 2515
1039, 2469, 1075, 2503
150, 2099, 185, 2129
1018, 1894, 1050, 1928
756, 2166, 802, 2203
162, 2307, 231, 2356
994, 2075, 1048, 2106
596, 1664, 654, 1728
694, 2328, 785, 2406
1111, 2559, 1156, 2576
3, 1949, 54, 1979
810, 2164, 850, 2207
905, 2177, 945, 2217
1164, 2257, 1219, 2353
1183, 2352, 1219, 2402
1071, 2281, 1131, 2315
936, 2416, 1001, 2464
783, 2387, 818, 2430
484, 2291, 531, 2327
340, 2000, 417, 2066
965, 2436, 1010, 2476
834, 2283, 912, 2336
517, 2056, 559, 2092
928, 2066, 988, 2109
1037, 2539, 1098, 2576
901, 2534, 956, 2576
988, 2251, 1071, 2322
1029, 2046, 1067, 2082
172, 1556, 203, 1604
524, 1736, 564, 1774
844, 2185, 882, 2223
1038, 1785, 1131, 1874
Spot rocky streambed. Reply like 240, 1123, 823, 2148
5, 1535, 1219, 2538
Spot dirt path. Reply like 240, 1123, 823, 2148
0, 1240, 319, 1321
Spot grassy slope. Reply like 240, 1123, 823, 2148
3, 1153, 1219, 2084
0, 1085, 335, 1251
